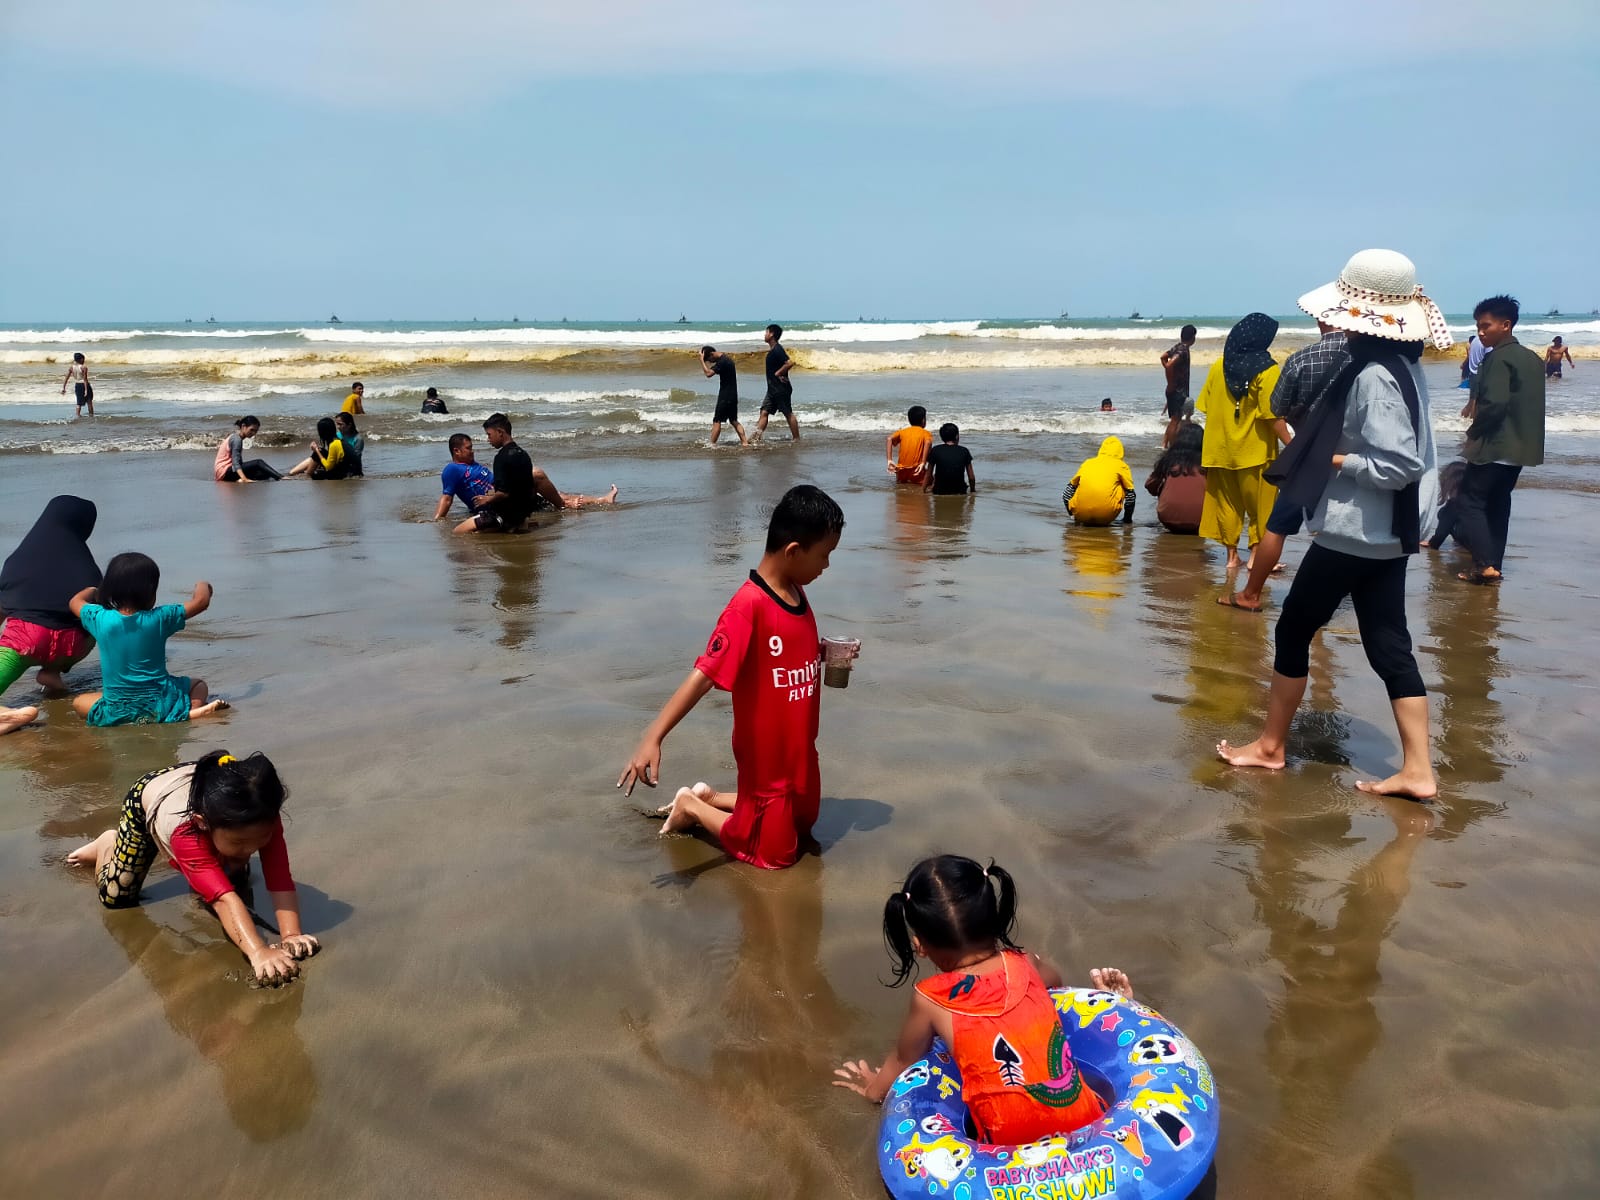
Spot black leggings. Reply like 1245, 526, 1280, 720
222, 460, 282, 481
1273, 542, 1425, 700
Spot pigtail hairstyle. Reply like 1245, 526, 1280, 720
883, 854, 1023, 987
186, 750, 288, 829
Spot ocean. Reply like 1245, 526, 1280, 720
3, 316, 1598, 461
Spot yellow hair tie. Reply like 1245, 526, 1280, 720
218, 754, 237, 765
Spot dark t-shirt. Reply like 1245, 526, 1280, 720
1164, 342, 1191, 395
926, 443, 973, 494
421, 397, 449, 414
712, 356, 737, 402
765, 344, 792, 396
491, 440, 537, 525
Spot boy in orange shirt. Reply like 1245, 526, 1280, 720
886, 406, 933, 484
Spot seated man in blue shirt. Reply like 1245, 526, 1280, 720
433, 433, 499, 533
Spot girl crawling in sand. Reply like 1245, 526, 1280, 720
834, 854, 1131, 1145
68, 750, 319, 985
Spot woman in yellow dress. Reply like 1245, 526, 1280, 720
1195, 313, 1284, 571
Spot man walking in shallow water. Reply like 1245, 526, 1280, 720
752, 324, 799, 443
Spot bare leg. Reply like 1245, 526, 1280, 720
785, 412, 801, 441
1217, 671, 1308, 770
189, 678, 230, 718
72, 691, 102, 719
659, 784, 734, 841
752, 412, 769, 443
1224, 544, 1243, 572
0, 706, 40, 734
1228, 529, 1285, 609
67, 828, 117, 869
558, 486, 619, 509
453, 515, 484, 534
710, 421, 722, 445
1355, 695, 1438, 800
656, 781, 735, 814
286, 456, 315, 477
732, 419, 748, 447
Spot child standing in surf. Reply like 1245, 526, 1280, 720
61, 352, 93, 416
617, 485, 849, 868
833, 854, 1131, 1145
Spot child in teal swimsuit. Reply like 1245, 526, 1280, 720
69, 552, 229, 725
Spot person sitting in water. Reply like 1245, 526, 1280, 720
421, 386, 449, 414
833, 854, 1129, 1146
1545, 336, 1574, 379
213, 416, 283, 483
0, 495, 103, 733
68, 551, 228, 724
334, 412, 365, 477
286, 418, 349, 479
886, 405, 933, 484
1064, 435, 1135, 526
1099, 397, 1116, 412
923, 423, 976, 496
433, 433, 498, 532
1144, 421, 1206, 534
466, 413, 618, 533
341, 381, 365, 415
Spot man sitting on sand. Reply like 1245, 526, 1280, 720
461, 413, 618, 534
433, 434, 497, 531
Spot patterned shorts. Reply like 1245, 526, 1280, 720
96, 770, 167, 909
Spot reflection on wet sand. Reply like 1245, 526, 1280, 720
103, 906, 317, 1141
1062, 524, 1132, 627
1231, 795, 1431, 1194
442, 535, 545, 651
638, 851, 859, 1195
1421, 567, 1509, 835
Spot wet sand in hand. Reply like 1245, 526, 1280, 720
0, 446, 1598, 1198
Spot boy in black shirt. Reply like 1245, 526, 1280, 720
922, 423, 976, 495
699, 346, 747, 446
469, 413, 618, 532
753, 324, 799, 442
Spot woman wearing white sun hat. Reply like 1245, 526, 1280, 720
1218, 249, 1451, 800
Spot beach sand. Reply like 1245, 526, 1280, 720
1, 441, 1598, 1198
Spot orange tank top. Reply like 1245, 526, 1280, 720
916, 951, 1107, 1145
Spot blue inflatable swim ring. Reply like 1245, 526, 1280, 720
876, 988, 1217, 1200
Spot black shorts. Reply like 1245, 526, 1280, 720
74, 382, 93, 405
762, 387, 793, 416
1164, 387, 1188, 420
1265, 491, 1305, 537
473, 507, 515, 532
713, 395, 739, 424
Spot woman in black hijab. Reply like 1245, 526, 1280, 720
0, 497, 102, 727
1194, 313, 1284, 571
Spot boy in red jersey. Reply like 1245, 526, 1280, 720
617, 485, 848, 868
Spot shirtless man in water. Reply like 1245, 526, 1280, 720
1545, 336, 1574, 379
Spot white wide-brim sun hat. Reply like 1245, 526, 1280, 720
1298, 249, 1453, 350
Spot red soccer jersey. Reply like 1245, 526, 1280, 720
693, 572, 822, 868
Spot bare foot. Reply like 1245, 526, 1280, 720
190, 698, 231, 719
1217, 738, 1286, 770
603, 485, 619, 504
1089, 967, 1133, 1000
0, 706, 40, 735
1225, 552, 1242, 572
67, 829, 116, 869
1217, 593, 1262, 613
1355, 771, 1438, 801
659, 786, 700, 836
35, 670, 67, 692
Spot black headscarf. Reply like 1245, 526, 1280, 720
0, 496, 101, 630
1223, 312, 1279, 402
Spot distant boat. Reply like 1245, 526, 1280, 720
1546, 308, 1561, 317
328, 314, 341, 323
677, 314, 689, 324
206, 316, 216, 323
1057, 311, 1070, 320
561, 316, 569, 323
512, 315, 520, 323
184, 318, 192, 324
1129, 311, 1142, 320
1590, 308, 1598, 316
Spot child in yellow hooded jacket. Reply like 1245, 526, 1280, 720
1063, 436, 1135, 525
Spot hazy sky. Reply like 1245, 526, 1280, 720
3, 1, 1596, 321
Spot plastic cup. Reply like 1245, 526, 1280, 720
821, 636, 861, 688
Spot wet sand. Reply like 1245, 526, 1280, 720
1, 442, 1598, 1198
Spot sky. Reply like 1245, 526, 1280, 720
2, 1, 1597, 322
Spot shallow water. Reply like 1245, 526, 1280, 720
1, 404, 1597, 1198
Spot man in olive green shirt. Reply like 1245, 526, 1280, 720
1456, 295, 1545, 583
